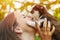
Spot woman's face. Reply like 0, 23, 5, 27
13, 14, 35, 34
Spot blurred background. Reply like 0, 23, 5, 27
0, 0, 60, 40
0, 0, 60, 21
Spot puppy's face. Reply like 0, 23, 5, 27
32, 11, 40, 20
32, 11, 39, 17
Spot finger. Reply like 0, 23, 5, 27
51, 25, 55, 34
47, 21, 51, 32
35, 21, 42, 34
43, 18, 47, 32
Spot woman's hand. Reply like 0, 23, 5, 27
35, 18, 55, 40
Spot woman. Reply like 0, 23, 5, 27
0, 12, 36, 40
0, 7, 55, 40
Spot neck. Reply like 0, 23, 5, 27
19, 31, 35, 40
14, 13, 35, 40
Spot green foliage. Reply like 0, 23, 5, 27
20, 2, 35, 12
0, 11, 5, 21
35, 36, 40, 40
54, 8, 60, 20
0, 0, 60, 40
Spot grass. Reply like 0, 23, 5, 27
35, 36, 41, 40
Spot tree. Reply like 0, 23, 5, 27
0, 11, 5, 21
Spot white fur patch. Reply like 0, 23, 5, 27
26, 19, 44, 27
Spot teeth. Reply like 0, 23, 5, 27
26, 20, 35, 27
26, 19, 44, 27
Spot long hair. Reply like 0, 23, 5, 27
0, 13, 20, 40
31, 4, 60, 40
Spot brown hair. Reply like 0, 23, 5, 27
31, 4, 45, 16
0, 13, 21, 40
31, 4, 57, 21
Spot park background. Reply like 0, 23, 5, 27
0, 0, 60, 40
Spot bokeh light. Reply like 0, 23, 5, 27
0, 0, 60, 21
